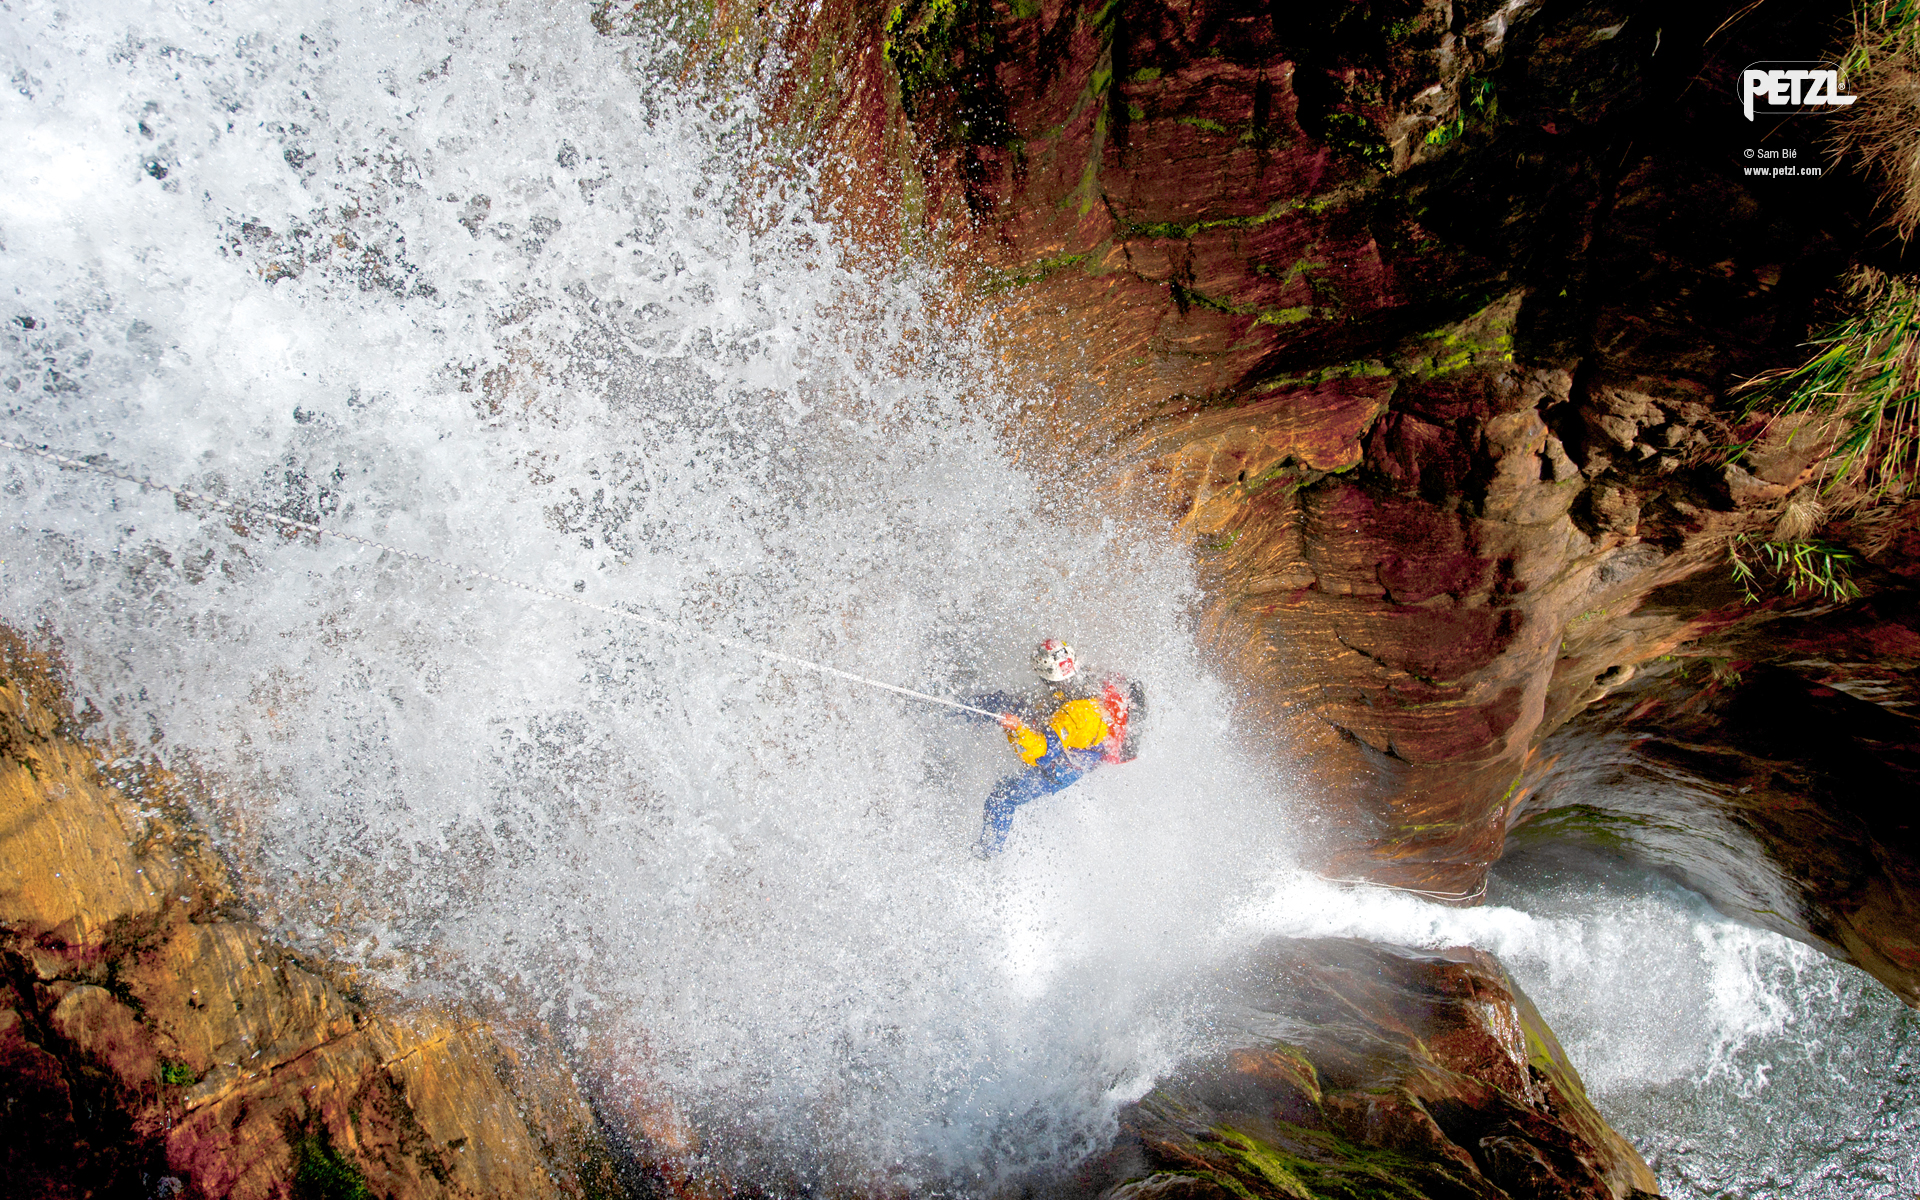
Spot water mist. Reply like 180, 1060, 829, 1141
3, 2, 1914, 1196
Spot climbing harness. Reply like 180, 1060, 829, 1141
0, 438, 1003, 720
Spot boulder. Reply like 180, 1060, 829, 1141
1055, 937, 1661, 1200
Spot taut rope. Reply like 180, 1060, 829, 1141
0, 438, 1003, 720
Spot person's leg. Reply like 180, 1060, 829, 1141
977, 773, 1036, 855
974, 766, 1079, 855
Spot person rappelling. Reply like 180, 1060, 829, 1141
968, 639, 1146, 858
2, 445, 1156, 860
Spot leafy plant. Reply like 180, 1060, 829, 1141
1736, 268, 1920, 505
159, 1059, 199, 1086
1425, 75, 1495, 147
1727, 533, 1862, 605
293, 1128, 370, 1200
1831, 0, 1920, 241
1321, 111, 1392, 170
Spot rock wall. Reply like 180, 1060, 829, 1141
775, 0, 1920, 998
1056, 938, 1660, 1200
4, 1, 1911, 1192
1508, 519, 1920, 1004
0, 633, 625, 1199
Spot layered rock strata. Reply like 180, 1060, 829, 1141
0, 635, 622, 1199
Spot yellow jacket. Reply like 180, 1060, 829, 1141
1007, 696, 1112, 765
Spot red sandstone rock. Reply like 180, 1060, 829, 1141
0, 633, 626, 1199
1057, 938, 1660, 1200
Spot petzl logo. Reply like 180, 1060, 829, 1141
1742, 61, 1856, 121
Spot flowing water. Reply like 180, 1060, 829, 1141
1, 1, 1913, 1195
1488, 853, 1920, 1200
1254, 856, 1920, 1199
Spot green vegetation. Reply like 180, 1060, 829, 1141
883, 0, 1015, 149
1166, 281, 1324, 327
1205, 1123, 1478, 1199
1177, 115, 1230, 135
1252, 359, 1392, 391
1726, 533, 1862, 605
159, 1059, 199, 1086
1424, 75, 1496, 147
1832, 0, 1920, 240
1514, 804, 1697, 856
1725, 261, 1920, 605
293, 1128, 371, 1200
979, 251, 1090, 292
1212, 1127, 1317, 1196
1738, 268, 1920, 505
1399, 298, 1518, 377
1321, 111, 1391, 170
1118, 200, 1306, 242
884, 0, 964, 113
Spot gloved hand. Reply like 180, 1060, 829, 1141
997, 712, 1025, 732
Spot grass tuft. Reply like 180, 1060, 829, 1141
1727, 533, 1862, 605
1830, 0, 1920, 242
1773, 491, 1827, 541
1736, 267, 1920, 506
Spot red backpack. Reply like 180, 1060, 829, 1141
1098, 678, 1149, 763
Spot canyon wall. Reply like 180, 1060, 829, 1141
776, 0, 1920, 1001
0, 633, 629, 1199
4, 1, 1914, 1193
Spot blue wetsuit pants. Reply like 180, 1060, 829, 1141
961, 691, 1092, 855
978, 760, 1087, 854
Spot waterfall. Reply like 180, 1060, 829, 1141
2, 1, 1913, 1195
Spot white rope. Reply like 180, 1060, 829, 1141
1322, 875, 1489, 903
0, 437, 1004, 720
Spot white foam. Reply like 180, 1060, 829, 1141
1234, 866, 1920, 1197
1238, 870, 1830, 1091
0, 0, 1298, 1184
6, 3, 1912, 1195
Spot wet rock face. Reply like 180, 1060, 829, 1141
1058, 938, 1660, 1200
789, 0, 1919, 989
0, 637, 622, 1200
1510, 544, 1920, 1002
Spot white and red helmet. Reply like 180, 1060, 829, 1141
1032, 639, 1077, 682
